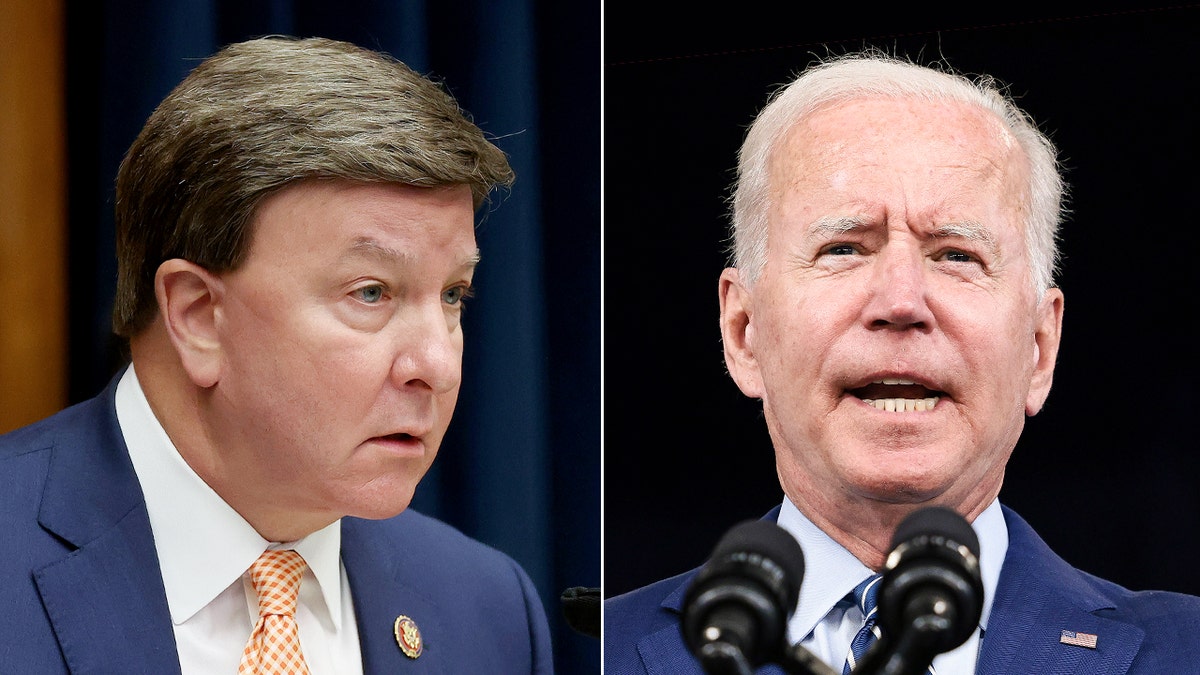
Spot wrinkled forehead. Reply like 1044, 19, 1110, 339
776, 97, 1023, 176
769, 96, 1032, 216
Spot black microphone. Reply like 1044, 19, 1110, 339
854, 506, 984, 675
681, 520, 806, 675
560, 586, 600, 638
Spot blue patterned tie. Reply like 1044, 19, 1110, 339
842, 574, 884, 675
842, 573, 937, 674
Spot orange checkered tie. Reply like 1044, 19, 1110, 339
238, 549, 311, 675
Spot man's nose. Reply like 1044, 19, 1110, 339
389, 303, 462, 394
862, 245, 935, 331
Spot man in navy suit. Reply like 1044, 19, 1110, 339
604, 50, 1200, 674
0, 36, 552, 673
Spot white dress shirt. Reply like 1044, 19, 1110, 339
117, 365, 363, 674
777, 495, 1007, 675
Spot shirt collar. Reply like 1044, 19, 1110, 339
116, 365, 345, 629
777, 494, 1007, 641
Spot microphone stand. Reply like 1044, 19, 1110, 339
695, 639, 841, 675
779, 643, 841, 675
696, 641, 755, 675
849, 620, 944, 675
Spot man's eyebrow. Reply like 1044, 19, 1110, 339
345, 237, 482, 268
804, 217, 999, 251
932, 221, 999, 253
346, 237, 409, 263
804, 215, 869, 245
811, 215, 868, 234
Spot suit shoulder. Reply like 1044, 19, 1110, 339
0, 404, 73, 458
345, 509, 533, 590
606, 570, 694, 617
356, 507, 506, 556
604, 569, 698, 672
342, 509, 553, 669
1083, 570, 1200, 624
0, 386, 115, 460
1082, 575, 1200, 670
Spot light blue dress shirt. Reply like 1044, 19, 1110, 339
776, 496, 1007, 674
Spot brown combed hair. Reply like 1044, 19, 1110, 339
112, 35, 514, 337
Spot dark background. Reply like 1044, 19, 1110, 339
60, 2, 598, 672
604, 4, 1200, 601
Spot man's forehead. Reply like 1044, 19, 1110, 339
775, 96, 1020, 168
769, 106, 1030, 227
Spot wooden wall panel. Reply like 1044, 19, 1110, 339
0, 0, 67, 433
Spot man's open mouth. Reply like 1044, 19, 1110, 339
848, 378, 943, 412
377, 432, 416, 441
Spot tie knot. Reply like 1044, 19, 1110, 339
248, 549, 307, 617
851, 573, 884, 618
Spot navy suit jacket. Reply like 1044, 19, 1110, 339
0, 373, 553, 674
604, 505, 1200, 674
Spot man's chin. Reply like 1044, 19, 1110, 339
340, 483, 420, 521
847, 468, 951, 505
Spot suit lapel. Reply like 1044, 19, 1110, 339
633, 576, 706, 675
32, 375, 181, 673
977, 507, 1143, 675
34, 503, 181, 673
634, 568, 790, 675
343, 517, 447, 673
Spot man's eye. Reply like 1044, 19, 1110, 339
824, 243, 858, 256
443, 285, 475, 306
940, 250, 976, 263
354, 285, 386, 303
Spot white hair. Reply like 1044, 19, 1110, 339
729, 50, 1067, 298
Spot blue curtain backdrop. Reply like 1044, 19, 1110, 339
63, 2, 600, 673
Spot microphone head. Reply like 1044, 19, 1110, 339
708, 520, 807, 587
681, 520, 805, 668
890, 505, 980, 558
559, 586, 600, 639
877, 505, 984, 654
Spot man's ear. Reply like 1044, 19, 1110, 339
155, 258, 223, 388
719, 267, 765, 399
1026, 286, 1064, 415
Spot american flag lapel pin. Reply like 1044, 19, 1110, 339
1060, 629, 1098, 649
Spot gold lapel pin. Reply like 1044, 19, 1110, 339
394, 615, 423, 659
